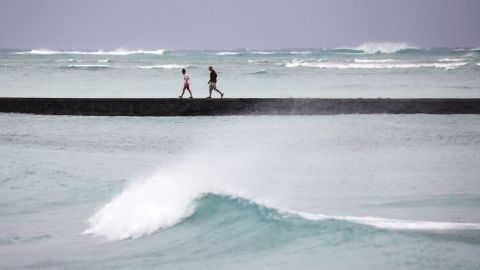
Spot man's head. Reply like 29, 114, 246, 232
182, 68, 186, 74
208, 66, 213, 71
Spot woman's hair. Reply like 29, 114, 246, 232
181, 68, 186, 73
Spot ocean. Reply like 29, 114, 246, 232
1, 43, 480, 269
1, 43, 480, 98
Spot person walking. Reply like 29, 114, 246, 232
207, 66, 224, 98
179, 68, 193, 98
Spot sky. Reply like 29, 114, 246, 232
0, 0, 479, 50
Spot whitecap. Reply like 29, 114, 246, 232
250, 51, 276, 55
438, 58, 466, 62
354, 59, 397, 63
290, 51, 312, 55
16, 48, 165, 55
285, 61, 467, 70
215, 52, 241, 56
84, 180, 480, 241
137, 64, 186, 69
296, 212, 480, 231
350, 42, 415, 54
97, 59, 111, 63
59, 64, 112, 70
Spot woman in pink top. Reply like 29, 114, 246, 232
179, 68, 193, 98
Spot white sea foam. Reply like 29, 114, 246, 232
59, 64, 111, 69
285, 61, 467, 70
137, 64, 188, 69
215, 52, 241, 56
296, 212, 480, 230
438, 58, 466, 62
16, 49, 165, 55
251, 51, 276, 55
97, 59, 111, 63
54, 58, 77, 63
354, 59, 397, 63
352, 42, 414, 54
290, 51, 312, 55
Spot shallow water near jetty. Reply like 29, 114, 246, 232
1, 113, 480, 269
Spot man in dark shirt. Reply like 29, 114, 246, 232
207, 66, 224, 98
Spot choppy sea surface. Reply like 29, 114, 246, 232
0, 43, 479, 98
1, 43, 480, 269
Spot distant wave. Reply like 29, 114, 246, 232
251, 51, 276, 55
83, 176, 480, 241
137, 64, 193, 69
54, 58, 77, 63
438, 58, 466, 62
16, 48, 165, 55
344, 42, 415, 54
286, 61, 467, 70
354, 59, 397, 63
247, 59, 274, 64
290, 51, 313, 55
97, 59, 111, 63
58, 64, 112, 70
215, 52, 241, 56
248, 70, 268, 75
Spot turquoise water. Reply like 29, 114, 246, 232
1, 44, 480, 269
1, 113, 480, 269
0, 45, 480, 98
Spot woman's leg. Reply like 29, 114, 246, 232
179, 84, 187, 98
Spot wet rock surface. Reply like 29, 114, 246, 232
1, 98, 480, 116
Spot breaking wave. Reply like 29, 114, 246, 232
16, 49, 165, 55
83, 174, 480, 241
439, 58, 467, 62
285, 61, 467, 70
216, 52, 241, 56
354, 59, 397, 63
349, 42, 415, 54
137, 64, 194, 69
58, 64, 112, 70
290, 51, 313, 55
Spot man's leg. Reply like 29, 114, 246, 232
213, 85, 224, 98
207, 83, 213, 98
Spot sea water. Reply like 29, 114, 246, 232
0, 43, 480, 98
1, 43, 480, 269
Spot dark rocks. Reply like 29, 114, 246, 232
0, 97, 479, 116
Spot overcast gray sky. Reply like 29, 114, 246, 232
0, 0, 479, 50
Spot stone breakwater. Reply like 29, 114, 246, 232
1, 98, 480, 116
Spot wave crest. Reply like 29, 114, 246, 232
137, 64, 193, 69
353, 42, 415, 54
83, 174, 480, 241
58, 64, 112, 70
285, 61, 467, 70
16, 48, 165, 55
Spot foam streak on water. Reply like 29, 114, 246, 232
1, 44, 480, 98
